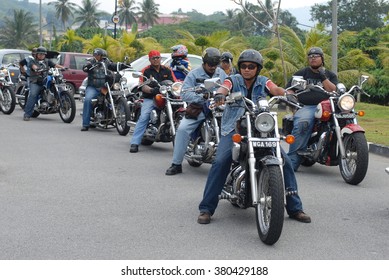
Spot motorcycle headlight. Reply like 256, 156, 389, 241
120, 77, 127, 84
112, 82, 121, 90
171, 82, 182, 97
160, 85, 168, 94
338, 94, 355, 112
255, 112, 275, 133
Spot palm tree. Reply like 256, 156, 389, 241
73, 0, 104, 29
57, 29, 84, 52
117, 0, 139, 31
138, 0, 159, 29
0, 9, 38, 48
48, 0, 78, 30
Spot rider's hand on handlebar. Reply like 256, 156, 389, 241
151, 87, 160, 95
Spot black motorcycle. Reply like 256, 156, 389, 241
25, 66, 76, 123
81, 60, 132, 136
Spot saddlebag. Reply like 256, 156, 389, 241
185, 103, 203, 119
282, 114, 294, 135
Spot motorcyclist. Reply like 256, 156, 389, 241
286, 47, 338, 171
165, 47, 227, 175
129, 50, 176, 153
23, 46, 64, 121
220, 51, 238, 76
19, 47, 37, 79
80, 48, 124, 131
197, 49, 311, 224
170, 44, 191, 81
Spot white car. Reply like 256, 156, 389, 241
79, 53, 202, 94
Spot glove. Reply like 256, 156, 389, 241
318, 67, 327, 81
151, 87, 160, 95
214, 93, 225, 104
83, 64, 92, 72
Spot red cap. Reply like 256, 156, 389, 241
148, 50, 161, 58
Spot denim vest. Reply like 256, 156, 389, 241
87, 65, 106, 89
220, 74, 268, 136
181, 66, 227, 105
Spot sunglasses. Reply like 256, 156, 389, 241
151, 56, 161, 60
240, 64, 257, 70
308, 54, 321, 59
207, 62, 219, 67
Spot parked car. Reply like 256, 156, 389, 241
53, 52, 92, 97
123, 53, 203, 91
0, 49, 31, 84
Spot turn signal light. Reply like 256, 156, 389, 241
322, 111, 331, 119
232, 133, 242, 143
358, 110, 365, 117
100, 86, 108, 95
285, 134, 295, 144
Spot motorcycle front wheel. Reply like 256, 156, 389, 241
115, 97, 131, 136
58, 91, 76, 123
255, 165, 284, 245
16, 85, 26, 109
339, 132, 369, 185
0, 87, 16, 114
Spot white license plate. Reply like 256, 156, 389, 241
252, 141, 277, 148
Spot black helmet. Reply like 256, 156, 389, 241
36, 46, 47, 54
237, 49, 263, 71
307, 47, 324, 65
221, 52, 233, 62
202, 47, 221, 66
93, 48, 105, 56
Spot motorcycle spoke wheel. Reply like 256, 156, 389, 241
58, 91, 76, 123
16, 86, 26, 109
0, 88, 16, 114
115, 97, 130, 136
255, 165, 284, 245
339, 132, 369, 185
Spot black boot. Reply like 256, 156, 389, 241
165, 164, 182, 175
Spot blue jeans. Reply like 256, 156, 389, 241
130, 98, 155, 145
287, 105, 317, 171
82, 86, 100, 128
199, 131, 304, 216
24, 83, 43, 118
171, 112, 205, 165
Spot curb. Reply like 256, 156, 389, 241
369, 143, 389, 158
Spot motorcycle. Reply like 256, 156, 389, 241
15, 73, 29, 109
81, 60, 132, 136
131, 72, 187, 145
214, 80, 294, 245
181, 78, 224, 167
0, 63, 17, 114
269, 75, 370, 185
25, 66, 76, 123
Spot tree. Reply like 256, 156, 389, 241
57, 29, 84, 52
73, 0, 104, 29
0, 9, 38, 48
117, 0, 139, 30
311, 0, 389, 32
48, 0, 78, 30
137, 0, 159, 29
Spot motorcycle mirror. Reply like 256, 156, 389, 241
132, 72, 143, 78
360, 75, 369, 86
290, 76, 307, 91
204, 78, 221, 90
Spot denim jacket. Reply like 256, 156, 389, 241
220, 74, 269, 136
181, 66, 227, 105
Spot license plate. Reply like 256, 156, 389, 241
170, 101, 185, 105
335, 113, 355, 119
213, 112, 223, 117
252, 141, 277, 148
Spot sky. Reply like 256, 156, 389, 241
31, 0, 330, 15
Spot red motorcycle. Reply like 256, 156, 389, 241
269, 75, 370, 185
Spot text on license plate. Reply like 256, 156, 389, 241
252, 141, 277, 148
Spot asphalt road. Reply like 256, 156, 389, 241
1, 102, 389, 260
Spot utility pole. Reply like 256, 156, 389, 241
39, 0, 42, 46
113, 0, 118, 39
331, 0, 338, 74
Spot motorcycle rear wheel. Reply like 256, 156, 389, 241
0, 87, 16, 114
255, 165, 284, 245
115, 97, 131, 136
58, 91, 76, 123
339, 132, 369, 185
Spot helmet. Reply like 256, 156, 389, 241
36, 46, 47, 55
171, 44, 188, 58
307, 47, 325, 65
237, 49, 263, 72
202, 47, 221, 66
93, 48, 105, 56
221, 52, 233, 62
31, 48, 38, 55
